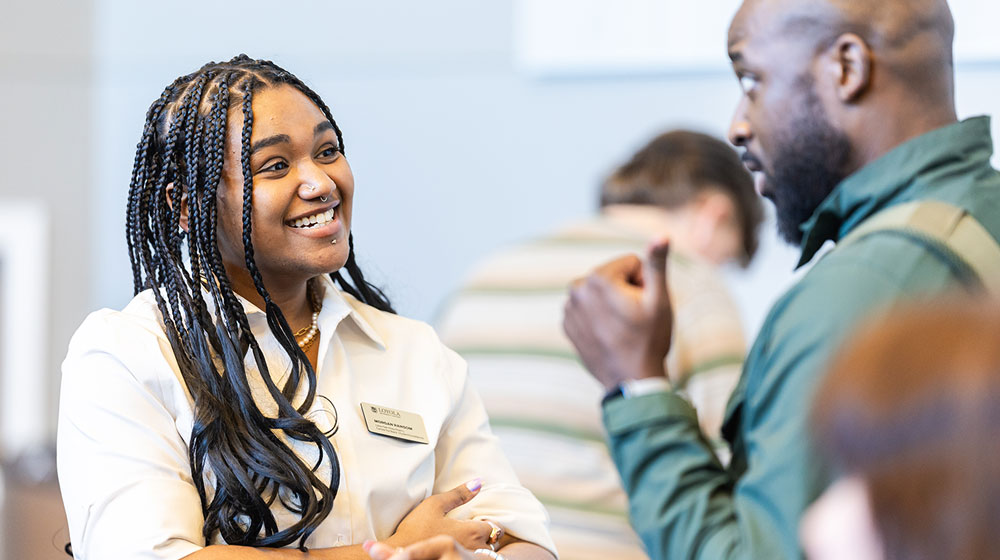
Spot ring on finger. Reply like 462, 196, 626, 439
484, 519, 504, 551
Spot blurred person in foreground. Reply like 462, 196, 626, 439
804, 300, 1000, 560
436, 130, 762, 560
563, 0, 1000, 557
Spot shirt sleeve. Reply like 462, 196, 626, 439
603, 258, 905, 560
57, 312, 206, 560
429, 342, 557, 557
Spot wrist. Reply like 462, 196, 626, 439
603, 377, 673, 405
599, 366, 663, 392
622, 376, 671, 397
602, 384, 624, 405
638, 358, 668, 380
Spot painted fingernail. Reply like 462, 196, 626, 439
363, 540, 375, 552
466, 477, 483, 492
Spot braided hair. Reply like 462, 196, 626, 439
125, 55, 394, 549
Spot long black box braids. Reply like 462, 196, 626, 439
124, 54, 393, 550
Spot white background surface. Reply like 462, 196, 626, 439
514, 0, 1000, 76
0, 200, 48, 458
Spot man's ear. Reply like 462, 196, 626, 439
165, 183, 190, 232
824, 33, 873, 103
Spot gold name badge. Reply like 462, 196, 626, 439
360, 402, 429, 444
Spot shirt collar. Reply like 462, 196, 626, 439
231, 274, 386, 350
314, 274, 387, 350
796, 116, 994, 268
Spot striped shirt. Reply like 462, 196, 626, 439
435, 212, 746, 560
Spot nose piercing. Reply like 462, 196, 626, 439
319, 195, 330, 203
305, 184, 317, 193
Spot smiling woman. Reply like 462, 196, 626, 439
55, 55, 555, 560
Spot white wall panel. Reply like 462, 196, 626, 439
515, 0, 1000, 76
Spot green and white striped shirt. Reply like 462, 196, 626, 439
436, 212, 746, 560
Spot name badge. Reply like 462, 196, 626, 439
360, 402, 429, 444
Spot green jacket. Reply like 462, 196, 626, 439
602, 117, 1000, 559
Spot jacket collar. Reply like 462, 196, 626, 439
796, 116, 994, 268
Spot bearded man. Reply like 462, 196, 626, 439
563, 0, 1000, 558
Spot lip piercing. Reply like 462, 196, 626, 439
319, 195, 330, 203
331, 239, 337, 244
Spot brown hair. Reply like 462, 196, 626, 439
600, 129, 762, 265
812, 299, 1000, 560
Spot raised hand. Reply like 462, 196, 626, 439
563, 239, 674, 390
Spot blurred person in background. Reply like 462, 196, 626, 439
436, 129, 762, 560
562, 0, 1000, 557
57, 55, 555, 560
805, 300, 1000, 560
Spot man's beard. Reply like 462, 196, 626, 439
766, 88, 852, 245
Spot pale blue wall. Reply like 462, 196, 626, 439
90, 0, 1000, 337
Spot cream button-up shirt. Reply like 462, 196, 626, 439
57, 275, 554, 559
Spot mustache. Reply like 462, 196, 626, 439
740, 152, 764, 171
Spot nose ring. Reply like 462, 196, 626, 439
319, 195, 330, 203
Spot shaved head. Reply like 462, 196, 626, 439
732, 0, 954, 45
730, 0, 955, 105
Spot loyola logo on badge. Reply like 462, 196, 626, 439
372, 405, 401, 418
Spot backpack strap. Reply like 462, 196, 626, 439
837, 200, 1000, 297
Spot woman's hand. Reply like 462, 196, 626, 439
365, 536, 478, 560
386, 479, 492, 551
